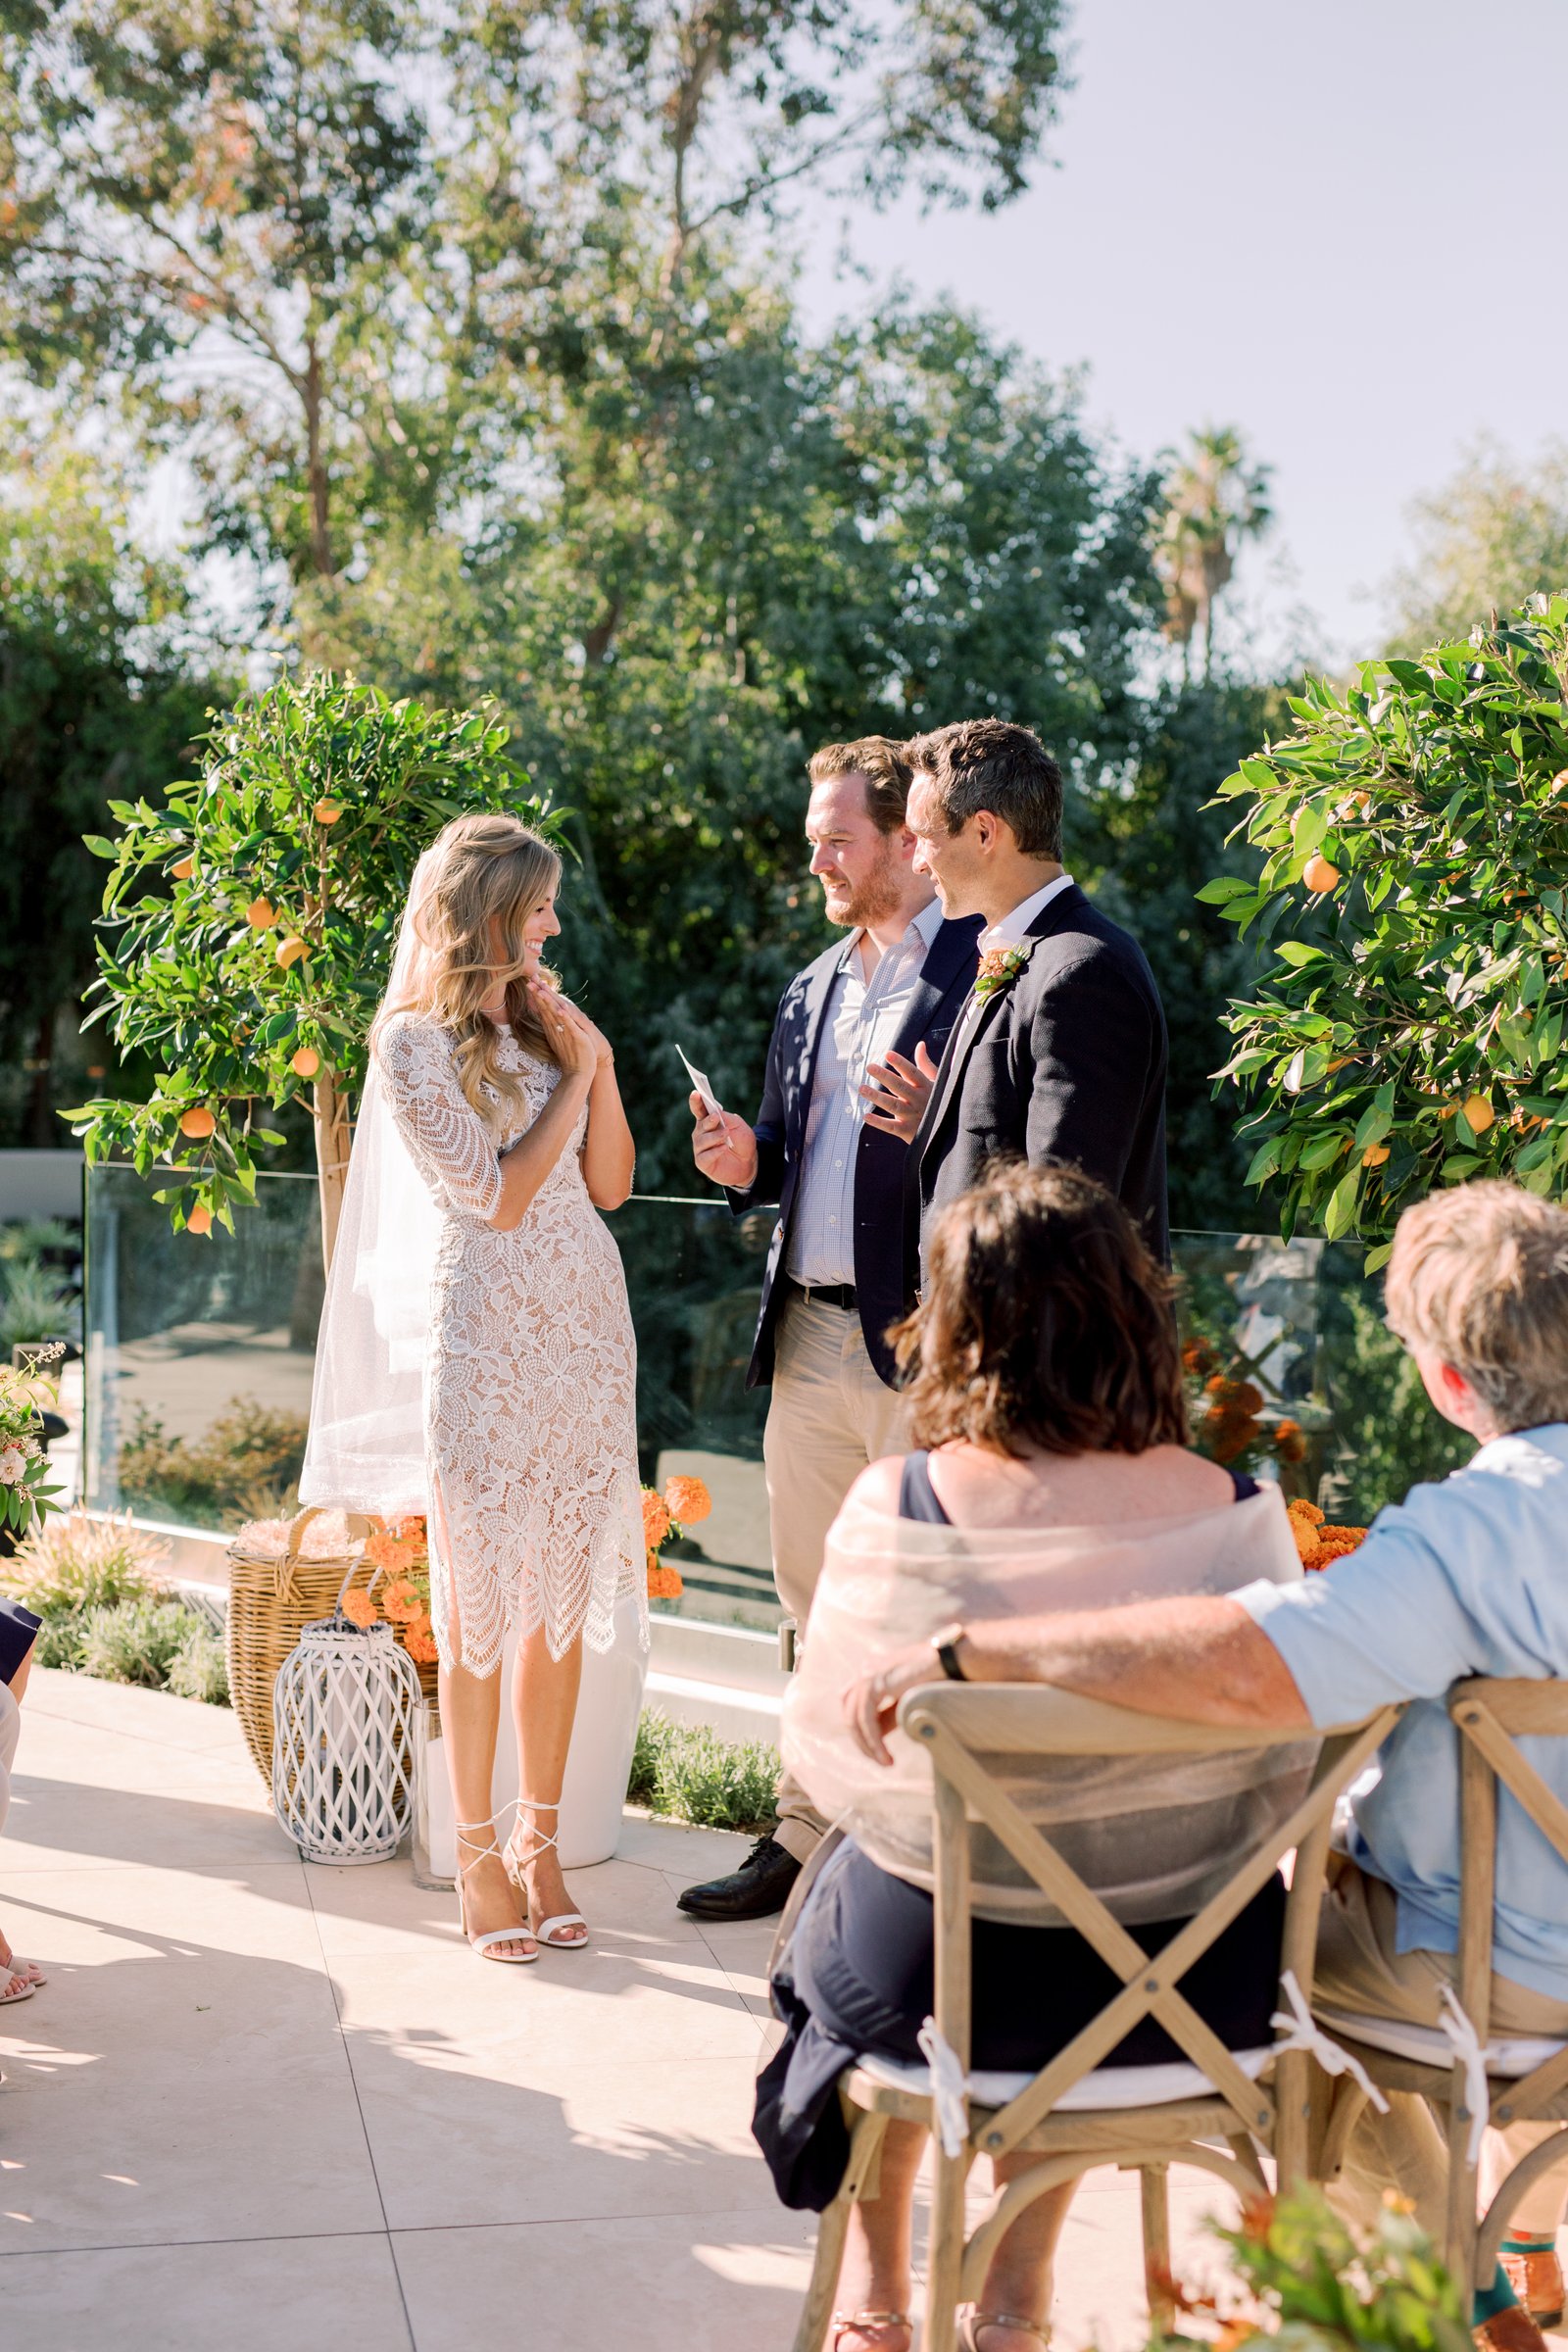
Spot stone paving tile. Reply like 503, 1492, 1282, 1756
0, 1671, 1270, 2348
0, 2231, 415, 2352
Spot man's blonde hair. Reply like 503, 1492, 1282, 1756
1386, 1179, 1568, 1433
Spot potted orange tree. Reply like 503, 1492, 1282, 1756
1203, 596, 1568, 1264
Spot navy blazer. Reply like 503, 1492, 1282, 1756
913, 883, 1169, 1274
729, 913, 983, 1389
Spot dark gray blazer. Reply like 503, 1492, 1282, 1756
728, 912, 982, 1388
912, 882, 1169, 1274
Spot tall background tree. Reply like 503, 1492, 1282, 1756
0, 0, 1291, 1232
1387, 437, 1568, 652
1155, 427, 1272, 681
0, 419, 215, 1145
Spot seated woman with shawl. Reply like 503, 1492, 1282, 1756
756, 1163, 1305, 2352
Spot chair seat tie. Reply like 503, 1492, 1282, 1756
1439, 1985, 1492, 2165
1270, 1971, 1390, 2115
917, 2017, 970, 2158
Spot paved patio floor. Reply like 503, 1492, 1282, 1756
0, 1671, 1247, 2351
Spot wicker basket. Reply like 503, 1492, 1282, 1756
226, 1505, 375, 1785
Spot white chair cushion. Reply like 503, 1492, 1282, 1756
1315, 2006, 1567, 2078
857, 2045, 1273, 2114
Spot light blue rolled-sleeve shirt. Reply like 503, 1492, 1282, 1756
1234, 1424, 1568, 1998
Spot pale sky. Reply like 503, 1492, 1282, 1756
793, 0, 1568, 671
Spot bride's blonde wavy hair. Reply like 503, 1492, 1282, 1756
378, 813, 564, 1136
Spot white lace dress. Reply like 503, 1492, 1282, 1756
376, 1010, 643, 1675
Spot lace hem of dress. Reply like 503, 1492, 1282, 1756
429, 1466, 647, 1676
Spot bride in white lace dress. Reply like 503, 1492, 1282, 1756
374, 814, 641, 1963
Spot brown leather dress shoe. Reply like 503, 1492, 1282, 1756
1501, 2251, 1565, 2332
1475, 2303, 1552, 2352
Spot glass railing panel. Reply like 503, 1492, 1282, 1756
83, 1167, 1468, 1620
83, 1163, 322, 1526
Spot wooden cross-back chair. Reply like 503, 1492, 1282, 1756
1313, 1677, 1568, 2297
792, 1682, 1399, 2352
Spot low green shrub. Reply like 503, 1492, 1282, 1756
1, 1510, 166, 1615
3, 1512, 229, 1705
167, 1620, 229, 1706
0, 1220, 80, 1355
628, 1711, 779, 1833
77, 1597, 194, 1688
116, 1396, 307, 1529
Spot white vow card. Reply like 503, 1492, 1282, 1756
677, 1045, 724, 1116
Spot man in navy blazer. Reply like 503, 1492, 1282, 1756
677, 737, 980, 1920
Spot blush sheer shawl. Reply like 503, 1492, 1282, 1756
780, 1481, 1309, 1926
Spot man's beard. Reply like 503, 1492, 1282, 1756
822, 849, 904, 930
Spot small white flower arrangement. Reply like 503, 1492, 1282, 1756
0, 1347, 66, 1540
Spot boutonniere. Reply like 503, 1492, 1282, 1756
973, 943, 1032, 1003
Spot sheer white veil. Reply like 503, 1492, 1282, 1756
298, 848, 446, 1519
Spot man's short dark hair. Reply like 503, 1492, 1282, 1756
807, 737, 913, 835
906, 719, 1063, 859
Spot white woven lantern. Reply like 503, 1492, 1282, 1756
271, 1573, 423, 1866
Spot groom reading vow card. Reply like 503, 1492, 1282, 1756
907, 717, 1170, 1270
678, 735, 980, 1921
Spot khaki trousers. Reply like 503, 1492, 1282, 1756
764, 1295, 911, 1865
1313, 1857, 1568, 2242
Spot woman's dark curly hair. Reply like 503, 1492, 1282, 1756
893, 1161, 1187, 1457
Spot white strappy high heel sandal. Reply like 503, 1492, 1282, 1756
505, 1799, 589, 1950
455, 1814, 538, 1964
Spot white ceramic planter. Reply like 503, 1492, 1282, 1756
415, 1588, 649, 1885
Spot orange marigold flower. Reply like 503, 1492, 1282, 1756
662, 1473, 711, 1527
1182, 1339, 1218, 1377
646, 1557, 684, 1599
1287, 1498, 1325, 1526
366, 1530, 417, 1576
404, 1628, 440, 1665
380, 1577, 423, 1623
340, 1587, 379, 1628
1272, 1418, 1308, 1464
642, 1489, 672, 1546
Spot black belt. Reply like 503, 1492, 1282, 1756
785, 1278, 858, 1312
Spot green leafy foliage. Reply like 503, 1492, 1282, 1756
0, 1509, 167, 1617
1207, 599, 1568, 1255
627, 1710, 780, 1832
1156, 2189, 1471, 2352
0, 420, 215, 1145
115, 1396, 309, 1530
1, 1509, 227, 1699
76, 1596, 198, 1689
64, 672, 562, 1232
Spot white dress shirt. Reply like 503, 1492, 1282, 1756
977, 870, 1075, 956
788, 896, 946, 1289
938, 871, 1078, 1066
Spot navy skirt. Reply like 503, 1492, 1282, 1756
754, 1838, 1285, 2210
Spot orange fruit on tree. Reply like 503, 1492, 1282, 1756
178, 1105, 217, 1139
314, 799, 343, 824
274, 934, 308, 969
290, 1047, 320, 1078
1462, 1092, 1495, 1135
186, 1203, 213, 1237
246, 896, 276, 929
172, 855, 194, 879
1302, 854, 1341, 894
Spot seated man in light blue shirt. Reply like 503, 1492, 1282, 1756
846, 1178, 1568, 2347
